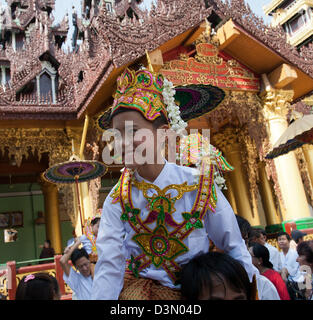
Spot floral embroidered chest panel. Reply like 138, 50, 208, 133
111, 161, 217, 284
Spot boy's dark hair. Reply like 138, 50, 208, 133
180, 252, 251, 300
110, 108, 169, 129
297, 240, 313, 264
277, 231, 291, 241
249, 242, 273, 269
71, 248, 89, 266
15, 273, 60, 300
90, 217, 100, 226
235, 214, 251, 240
45, 240, 51, 246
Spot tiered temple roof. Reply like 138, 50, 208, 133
0, 0, 313, 121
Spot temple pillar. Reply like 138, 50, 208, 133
261, 82, 311, 221
40, 180, 63, 254
213, 129, 261, 226
258, 162, 281, 225
302, 144, 313, 188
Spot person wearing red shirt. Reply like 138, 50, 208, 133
249, 242, 290, 300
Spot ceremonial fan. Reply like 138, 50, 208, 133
42, 155, 107, 234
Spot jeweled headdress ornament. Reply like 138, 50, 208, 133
97, 58, 225, 132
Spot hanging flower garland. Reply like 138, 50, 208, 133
162, 78, 188, 134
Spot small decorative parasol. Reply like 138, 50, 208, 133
42, 156, 108, 233
266, 114, 313, 159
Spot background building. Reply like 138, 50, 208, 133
0, 0, 312, 268
264, 0, 313, 47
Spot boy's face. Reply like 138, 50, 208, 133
112, 110, 166, 170
278, 235, 290, 250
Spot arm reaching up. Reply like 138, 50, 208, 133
60, 239, 81, 277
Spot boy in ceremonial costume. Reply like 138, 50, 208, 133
92, 66, 257, 300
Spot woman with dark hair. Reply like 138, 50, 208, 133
180, 252, 253, 300
296, 240, 313, 300
39, 240, 55, 264
15, 272, 60, 300
249, 242, 290, 300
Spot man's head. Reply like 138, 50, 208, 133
249, 228, 266, 246
44, 240, 51, 248
277, 232, 291, 250
70, 248, 91, 277
90, 217, 101, 237
291, 230, 307, 244
235, 215, 251, 247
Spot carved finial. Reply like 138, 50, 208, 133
145, 49, 154, 72
205, 18, 212, 37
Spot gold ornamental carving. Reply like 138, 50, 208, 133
261, 89, 294, 121
0, 128, 72, 167
212, 127, 240, 154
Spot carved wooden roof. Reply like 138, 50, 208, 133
0, 0, 313, 121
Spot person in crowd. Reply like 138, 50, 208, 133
39, 240, 55, 264
60, 239, 93, 300
80, 216, 100, 258
249, 242, 290, 300
290, 230, 307, 250
249, 228, 282, 272
277, 232, 301, 282
296, 240, 313, 300
15, 272, 61, 300
235, 214, 251, 247
180, 252, 254, 300
234, 216, 281, 299
92, 67, 256, 300
234, 215, 259, 277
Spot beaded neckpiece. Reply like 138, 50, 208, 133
111, 160, 217, 283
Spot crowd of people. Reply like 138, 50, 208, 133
14, 215, 313, 301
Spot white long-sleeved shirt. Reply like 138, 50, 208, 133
63, 268, 93, 300
92, 161, 258, 300
264, 242, 282, 272
280, 248, 301, 280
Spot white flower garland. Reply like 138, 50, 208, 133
162, 78, 188, 134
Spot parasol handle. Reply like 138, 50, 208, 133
80, 114, 89, 159
75, 177, 84, 235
